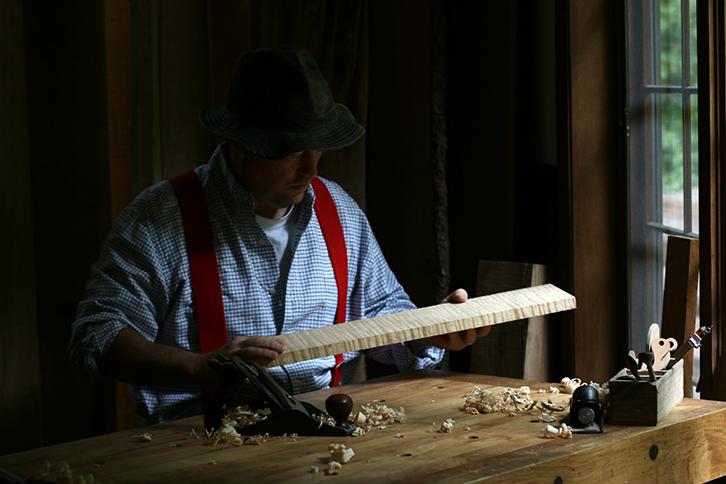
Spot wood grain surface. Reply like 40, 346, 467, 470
272, 284, 576, 366
1, 371, 724, 483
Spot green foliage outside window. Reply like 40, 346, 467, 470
658, 0, 698, 195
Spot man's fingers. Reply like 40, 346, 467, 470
477, 326, 492, 337
233, 347, 281, 364
458, 329, 478, 347
442, 288, 468, 304
232, 336, 285, 353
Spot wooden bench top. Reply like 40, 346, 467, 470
1, 370, 724, 483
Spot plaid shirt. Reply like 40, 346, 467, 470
69, 145, 443, 423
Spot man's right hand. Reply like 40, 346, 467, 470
101, 328, 285, 388
215, 335, 285, 366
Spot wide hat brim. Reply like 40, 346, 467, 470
200, 102, 365, 160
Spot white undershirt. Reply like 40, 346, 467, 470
255, 206, 297, 270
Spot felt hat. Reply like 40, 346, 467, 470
200, 47, 365, 159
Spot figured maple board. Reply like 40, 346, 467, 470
271, 283, 576, 367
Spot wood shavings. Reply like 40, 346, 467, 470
536, 413, 559, 423
351, 402, 407, 436
560, 377, 582, 394
204, 405, 273, 446
329, 443, 355, 463
354, 411, 367, 427
316, 413, 337, 428
226, 405, 270, 427
463, 386, 535, 415
549, 386, 560, 394
326, 461, 343, 475
242, 434, 270, 446
310, 466, 320, 474
133, 432, 153, 442
434, 418, 455, 433
394, 432, 405, 438
539, 398, 567, 412
542, 423, 574, 439
35, 461, 105, 484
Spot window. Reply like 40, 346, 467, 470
626, 0, 699, 353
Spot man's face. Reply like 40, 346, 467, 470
229, 144, 321, 217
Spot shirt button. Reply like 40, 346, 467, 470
268, 287, 276, 296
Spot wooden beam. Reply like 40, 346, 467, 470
272, 284, 575, 366
661, 235, 699, 397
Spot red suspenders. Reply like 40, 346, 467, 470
169, 171, 228, 353
310, 178, 348, 387
170, 171, 348, 387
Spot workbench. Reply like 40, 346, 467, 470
1, 370, 724, 483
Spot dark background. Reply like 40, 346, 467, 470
1, 0, 624, 453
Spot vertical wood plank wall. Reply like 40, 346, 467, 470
565, 0, 622, 381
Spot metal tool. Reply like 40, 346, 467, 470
638, 351, 657, 382
665, 326, 712, 370
625, 353, 641, 381
205, 354, 356, 436
567, 384, 603, 433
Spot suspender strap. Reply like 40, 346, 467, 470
311, 177, 349, 387
169, 171, 228, 353
170, 171, 348, 388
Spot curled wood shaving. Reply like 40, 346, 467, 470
560, 377, 582, 394
329, 443, 355, 463
133, 432, 153, 442
351, 402, 407, 436
433, 418, 455, 433
326, 461, 343, 475
542, 423, 574, 439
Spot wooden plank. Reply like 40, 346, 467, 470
272, 284, 575, 367
661, 235, 699, 397
1, 371, 724, 483
469, 261, 551, 381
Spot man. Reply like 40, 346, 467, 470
69, 47, 489, 424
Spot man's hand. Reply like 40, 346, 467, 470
215, 336, 285, 366
100, 328, 285, 388
192, 335, 285, 384
406, 288, 491, 352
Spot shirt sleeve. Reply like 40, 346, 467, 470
68, 196, 172, 376
334, 184, 444, 371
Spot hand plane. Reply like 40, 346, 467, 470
204, 354, 356, 437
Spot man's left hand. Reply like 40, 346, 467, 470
407, 288, 491, 352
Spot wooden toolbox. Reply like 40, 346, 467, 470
607, 359, 684, 426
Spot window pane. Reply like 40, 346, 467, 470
689, 0, 698, 85
691, 95, 699, 233
656, 92, 684, 230
658, 0, 682, 85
